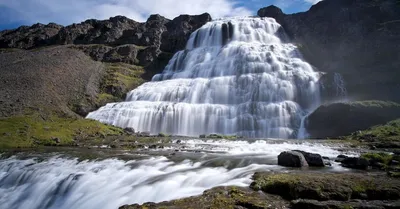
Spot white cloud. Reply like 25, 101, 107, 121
273, 0, 321, 9
0, 0, 252, 26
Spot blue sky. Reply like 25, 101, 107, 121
0, 0, 321, 30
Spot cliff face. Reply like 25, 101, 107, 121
0, 13, 212, 79
258, 0, 400, 103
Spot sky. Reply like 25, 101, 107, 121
0, 0, 321, 30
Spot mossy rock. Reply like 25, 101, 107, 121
250, 173, 400, 201
119, 186, 288, 209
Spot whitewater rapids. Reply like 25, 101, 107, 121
87, 17, 321, 138
0, 140, 354, 209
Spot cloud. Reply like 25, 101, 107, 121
0, 0, 252, 26
273, 0, 321, 9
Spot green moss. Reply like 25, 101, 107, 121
250, 173, 400, 201
349, 100, 400, 108
101, 62, 145, 98
346, 119, 400, 145
361, 152, 393, 165
0, 113, 123, 149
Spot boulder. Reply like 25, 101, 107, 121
335, 155, 348, 163
124, 127, 135, 134
306, 101, 400, 138
293, 150, 325, 167
341, 157, 369, 170
278, 151, 309, 167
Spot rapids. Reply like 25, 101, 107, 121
87, 17, 322, 138
0, 140, 355, 209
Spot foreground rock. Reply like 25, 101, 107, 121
278, 151, 309, 167
293, 150, 325, 167
119, 186, 289, 209
251, 173, 400, 201
306, 101, 400, 138
121, 172, 400, 209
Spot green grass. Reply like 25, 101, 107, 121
353, 119, 400, 142
361, 152, 393, 165
101, 63, 145, 98
347, 100, 400, 108
0, 113, 123, 149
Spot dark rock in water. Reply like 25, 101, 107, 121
199, 134, 206, 139
293, 150, 325, 167
306, 101, 400, 138
176, 140, 182, 144
124, 127, 135, 134
278, 151, 309, 167
335, 155, 348, 163
341, 157, 369, 170
139, 132, 151, 137
322, 156, 330, 160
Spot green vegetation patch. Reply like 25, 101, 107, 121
98, 62, 145, 104
250, 173, 400, 201
361, 152, 393, 165
0, 113, 123, 149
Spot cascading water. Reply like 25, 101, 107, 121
87, 17, 321, 138
0, 141, 349, 209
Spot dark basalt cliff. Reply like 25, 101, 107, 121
258, 0, 400, 103
0, 13, 212, 79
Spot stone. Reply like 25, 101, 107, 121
293, 150, 325, 167
335, 155, 348, 162
199, 134, 206, 139
306, 101, 400, 138
341, 157, 369, 170
124, 127, 135, 134
139, 132, 151, 137
278, 151, 309, 167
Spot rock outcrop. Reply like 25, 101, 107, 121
258, 0, 400, 103
0, 13, 212, 79
278, 151, 309, 167
306, 101, 400, 138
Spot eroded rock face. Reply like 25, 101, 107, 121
258, 0, 400, 102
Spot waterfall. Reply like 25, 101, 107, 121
87, 17, 321, 138
334, 72, 348, 100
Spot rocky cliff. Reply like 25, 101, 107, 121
0, 13, 211, 79
258, 0, 400, 103
0, 13, 211, 118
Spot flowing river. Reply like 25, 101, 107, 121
0, 140, 357, 209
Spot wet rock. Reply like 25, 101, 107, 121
341, 157, 369, 170
139, 132, 150, 137
335, 155, 348, 163
124, 127, 135, 134
293, 150, 325, 167
176, 140, 182, 144
199, 134, 206, 139
278, 151, 309, 167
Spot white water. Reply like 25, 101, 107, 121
87, 17, 321, 138
0, 141, 354, 209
